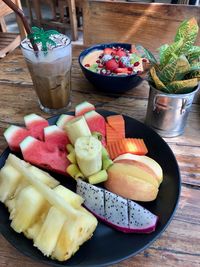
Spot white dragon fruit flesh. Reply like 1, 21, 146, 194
76, 179, 158, 233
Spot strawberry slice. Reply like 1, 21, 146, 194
114, 68, 129, 74
115, 49, 126, 58
104, 48, 115, 55
105, 59, 119, 71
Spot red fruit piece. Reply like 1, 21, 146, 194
105, 59, 119, 71
134, 62, 140, 67
115, 50, 126, 58
114, 68, 129, 74
20, 136, 70, 176
142, 58, 147, 62
104, 48, 114, 55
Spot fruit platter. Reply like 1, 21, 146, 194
0, 102, 181, 266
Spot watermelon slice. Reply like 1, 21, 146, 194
75, 101, 95, 116
84, 110, 106, 146
56, 114, 74, 129
4, 125, 30, 152
24, 114, 49, 140
44, 125, 70, 151
4, 114, 49, 152
20, 136, 70, 176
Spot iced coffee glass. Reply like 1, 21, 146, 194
21, 34, 72, 114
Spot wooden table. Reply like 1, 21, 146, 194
0, 46, 200, 267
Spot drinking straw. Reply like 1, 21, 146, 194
2, 0, 39, 51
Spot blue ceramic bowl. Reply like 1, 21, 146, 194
78, 43, 143, 93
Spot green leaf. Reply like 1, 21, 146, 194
159, 56, 190, 83
32, 38, 41, 45
160, 39, 183, 67
167, 78, 198, 94
190, 62, 200, 72
187, 46, 200, 62
31, 26, 41, 33
47, 39, 57, 47
150, 67, 169, 92
188, 70, 200, 81
142, 47, 157, 65
158, 44, 168, 64
174, 18, 199, 53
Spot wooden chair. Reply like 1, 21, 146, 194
26, 0, 79, 41
0, 0, 26, 58
82, 1, 200, 51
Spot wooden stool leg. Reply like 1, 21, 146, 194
0, 18, 7, 32
25, 0, 33, 24
58, 1, 65, 22
33, 0, 42, 26
67, 0, 78, 41
47, 0, 57, 20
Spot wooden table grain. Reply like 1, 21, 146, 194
0, 45, 200, 267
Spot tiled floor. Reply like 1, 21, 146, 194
4, 0, 83, 44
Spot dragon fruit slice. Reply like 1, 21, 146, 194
105, 191, 129, 229
76, 181, 104, 217
128, 200, 158, 233
76, 179, 158, 233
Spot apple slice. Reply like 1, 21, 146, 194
105, 164, 158, 201
114, 153, 163, 185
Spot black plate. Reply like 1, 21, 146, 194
0, 110, 181, 267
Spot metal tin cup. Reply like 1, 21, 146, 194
145, 84, 200, 137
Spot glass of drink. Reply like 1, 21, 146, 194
21, 33, 72, 114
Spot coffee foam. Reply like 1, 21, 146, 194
21, 34, 71, 64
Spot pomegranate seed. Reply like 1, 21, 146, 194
96, 60, 100, 63
99, 54, 103, 59
128, 67, 133, 71
84, 64, 90, 67
98, 64, 103, 68
142, 58, 147, 62
134, 62, 140, 67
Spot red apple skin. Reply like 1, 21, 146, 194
105, 162, 159, 202
114, 153, 163, 185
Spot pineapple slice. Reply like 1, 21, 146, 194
0, 164, 22, 203
29, 166, 59, 188
6, 179, 29, 215
24, 202, 51, 240
52, 188, 98, 261
53, 185, 84, 208
8, 154, 79, 218
34, 206, 66, 256
2, 154, 98, 262
11, 185, 47, 233
52, 211, 98, 261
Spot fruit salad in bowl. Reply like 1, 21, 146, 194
82, 46, 147, 76
79, 43, 149, 93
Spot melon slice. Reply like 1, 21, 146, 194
84, 110, 106, 146
56, 114, 74, 130
20, 136, 70, 176
75, 101, 95, 116
24, 114, 49, 140
4, 125, 30, 152
44, 125, 70, 151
